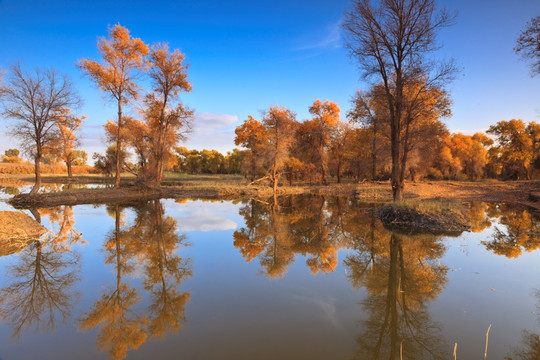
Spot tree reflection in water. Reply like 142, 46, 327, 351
346, 230, 449, 360
79, 200, 191, 360
233, 195, 345, 277
506, 289, 540, 360
234, 195, 452, 359
481, 204, 540, 258
0, 206, 81, 339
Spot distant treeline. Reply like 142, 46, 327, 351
230, 98, 539, 184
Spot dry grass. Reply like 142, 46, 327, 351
0, 162, 98, 175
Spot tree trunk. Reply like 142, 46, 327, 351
66, 160, 73, 178
273, 169, 278, 194
337, 161, 342, 184
29, 208, 41, 223
390, 74, 404, 202
371, 130, 377, 180
390, 135, 403, 202
30, 153, 42, 195
115, 99, 122, 189
320, 144, 328, 185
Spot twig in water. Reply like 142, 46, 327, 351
484, 324, 492, 360
453, 342, 457, 360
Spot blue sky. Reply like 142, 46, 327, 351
1, 0, 539, 160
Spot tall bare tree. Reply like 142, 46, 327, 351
342, 0, 455, 201
0, 63, 80, 194
515, 16, 540, 77
79, 24, 149, 189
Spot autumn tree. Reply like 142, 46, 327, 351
263, 106, 296, 193
79, 24, 149, 189
234, 115, 268, 181
342, 0, 456, 201
143, 44, 193, 184
348, 86, 390, 180
328, 122, 356, 183
0, 64, 80, 193
224, 148, 245, 174
434, 132, 491, 180
72, 150, 88, 165
1, 148, 21, 163
487, 119, 539, 180
53, 108, 85, 177
515, 16, 540, 76
93, 144, 128, 177
307, 99, 340, 184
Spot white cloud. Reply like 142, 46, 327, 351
174, 200, 239, 232
182, 112, 240, 154
294, 21, 342, 51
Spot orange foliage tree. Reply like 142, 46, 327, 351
234, 115, 269, 181
142, 44, 193, 184
53, 108, 86, 177
307, 99, 340, 184
487, 119, 540, 179
79, 24, 149, 189
262, 106, 296, 193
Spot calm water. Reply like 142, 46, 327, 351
0, 189, 539, 360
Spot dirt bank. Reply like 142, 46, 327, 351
0, 211, 47, 257
4, 177, 540, 210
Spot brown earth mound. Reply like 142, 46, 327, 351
0, 211, 46, 257
376, 203, 471, 235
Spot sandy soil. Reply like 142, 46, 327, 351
0, 211, 46, 257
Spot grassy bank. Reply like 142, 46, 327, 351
2, 173, 539, 210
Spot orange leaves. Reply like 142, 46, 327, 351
149, 43, 192, 97
234, 115, 267, 148
309, 98, 340, 128
80, 24, 149, 102
487, 119, 539, 179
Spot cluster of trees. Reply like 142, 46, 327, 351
234, 95, 539, 185
0, 24, 193, 193
2, 2, 538, 200
81, 25, 193, 187
234, 101, 349, 190
173, 147, 244, 175
0, 65, 85, 192
1, 149, 21, 163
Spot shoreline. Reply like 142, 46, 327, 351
3, 175, 540, 210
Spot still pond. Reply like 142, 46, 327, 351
0, 185, 539, 359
